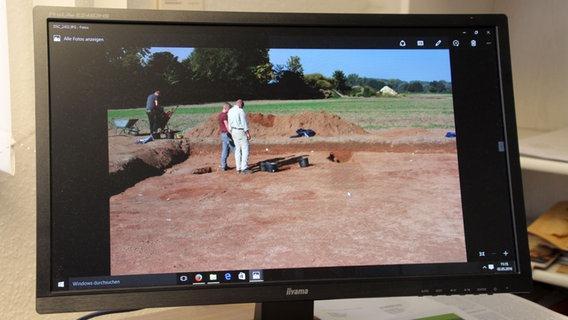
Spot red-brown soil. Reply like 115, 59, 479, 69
110, 147, 466, 275
189, 140, 456, 156
188, 111, 367, 138
109, 112, 462, 275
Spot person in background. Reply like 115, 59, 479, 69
227, 99, 251, 174
145, 90, 162, 138
219, 102, 234, 171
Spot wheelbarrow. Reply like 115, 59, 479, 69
113, 118, 140, 136
155, 106, 179, 139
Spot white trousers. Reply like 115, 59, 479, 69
232, 129, 249, 171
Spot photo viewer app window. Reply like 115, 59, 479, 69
104, 47, 464, 275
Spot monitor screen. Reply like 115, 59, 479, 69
35, 8, 530, 314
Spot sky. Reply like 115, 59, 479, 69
148, 47, 452, 82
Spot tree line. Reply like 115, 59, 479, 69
99, 47, 452, 109
346, 75, 452, 96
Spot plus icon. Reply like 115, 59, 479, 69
503, 250, 509, 256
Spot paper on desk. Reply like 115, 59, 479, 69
315, 294, 565, 320
519, 127, 568, 163
528, 202, 568, 251
316, 297, 467, 320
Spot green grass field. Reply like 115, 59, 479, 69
108, 94, 454, 133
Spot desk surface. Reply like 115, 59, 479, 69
122, 303, 254, 320
118, 294, 565, 320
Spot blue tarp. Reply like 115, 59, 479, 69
445, 131, 456, 138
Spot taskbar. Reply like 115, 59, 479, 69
54, 261, 515, 292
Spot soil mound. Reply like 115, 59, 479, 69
249, 113, 276, 127
188, 110, 367, 138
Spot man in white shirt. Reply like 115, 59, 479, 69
227, 99, 252, 174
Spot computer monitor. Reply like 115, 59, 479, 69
34, 6, 531, 319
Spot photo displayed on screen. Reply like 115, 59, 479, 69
107, 47, 466, 276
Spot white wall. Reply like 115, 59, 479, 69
157, 0, 408, 13
127, 0, 157, 10
408, 0, 495, 13
522, 170, 568, 221
93, 0, 127, 8
155, 0, 496, 13
494, 0, 568, 131
1, 0, 46, 317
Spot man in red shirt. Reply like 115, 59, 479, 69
219, 102, 234, 171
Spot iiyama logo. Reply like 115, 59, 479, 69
286, 288, 309, 296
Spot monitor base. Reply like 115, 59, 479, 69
254, 300, 315, 320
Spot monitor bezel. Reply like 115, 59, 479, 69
34, 6, 531, 314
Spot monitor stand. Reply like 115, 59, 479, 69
254, 300, 316, 320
